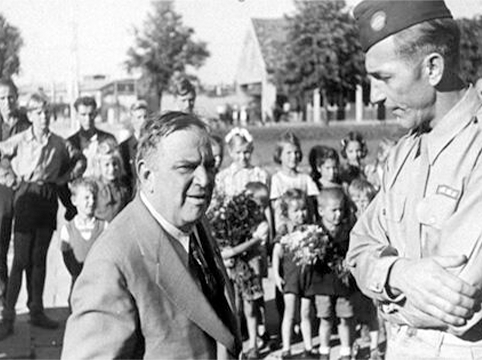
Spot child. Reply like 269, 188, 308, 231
93, 140, 132, 222
220, 182, 270, 359
270, 131, 319, 232
364, 138, 396, 190
339, 131, 368, 187
348, 179, 383, 360
216, 127, 269, 197
313, 188, 355, 360
272, 189, 316, 359
210, 135, 224, 174
309, 145, 342, 189
60, 178, 106, 299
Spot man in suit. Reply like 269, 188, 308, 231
62, 111, 241, 359
347, 1, 482, 358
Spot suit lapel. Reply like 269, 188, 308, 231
131, 197, 236, 352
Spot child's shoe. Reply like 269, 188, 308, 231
281, 349, 291, 359
369, 347, 382, 360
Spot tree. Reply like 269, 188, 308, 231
0, 13, 23, 78
457, 17, 482, 83
126, 0, 209, 109
274, 0, 365, 123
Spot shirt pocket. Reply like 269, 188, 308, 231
416, 192, 460, 230
383, 192, 406, 223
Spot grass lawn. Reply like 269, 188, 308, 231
50, 118, 406, 175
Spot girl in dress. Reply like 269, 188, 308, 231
339, 131, 368, 187
270, 131, 318, 232
272, 189, 316, 359
216, 127, 269, 197
93, 140, 131, 222
309, 145, 342, 190
364, 138, 396, 190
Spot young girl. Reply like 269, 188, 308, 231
216, 127, 269, 197
270, 131, 319, 231
348, 179, 383, 360
210, 135, 224, 174
364, 138, 396, 190
309, 145, 342, 189
93, 140, 132, 222
272, 189, 316, 359
339, 131, 368, 187
220, 183, 270, 359
60, 178, 107, 301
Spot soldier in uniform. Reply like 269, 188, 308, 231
347, 1, 482, 358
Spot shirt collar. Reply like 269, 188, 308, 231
425, 85, 482, 165
139, 191, 190, 253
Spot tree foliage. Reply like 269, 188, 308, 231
0, 13, 23, 78
274, 0, 365, 109
457, 17, 482, 83
125, 0, 209, 108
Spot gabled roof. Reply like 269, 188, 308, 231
251, 18, 288, 73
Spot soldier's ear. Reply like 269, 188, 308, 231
425, 52, 444, 87
137, 159, 154, 194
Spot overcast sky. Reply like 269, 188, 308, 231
3, 0, 481, 86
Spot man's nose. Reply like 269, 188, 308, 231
194, 166, 211, 186
370, 79, 386, 105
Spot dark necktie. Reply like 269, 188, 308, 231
188, 233, 235, 333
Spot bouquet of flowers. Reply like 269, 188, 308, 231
206, 191, 264, 249
279, 224, 331, 267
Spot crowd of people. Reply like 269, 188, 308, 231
1, 0, 482, 359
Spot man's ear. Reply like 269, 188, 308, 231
137, 159, 154, 193
424, 53, 445, 87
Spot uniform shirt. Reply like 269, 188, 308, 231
216, 164, 269, 198
0, 127, 79, 184
347, 85, 482, 339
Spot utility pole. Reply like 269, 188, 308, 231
68, 0, 80, 128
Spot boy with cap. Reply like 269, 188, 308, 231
347, 0, 482, 359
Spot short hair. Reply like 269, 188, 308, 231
273, 131, 303, 164
70, 177, 99, 198
26, 92, 49, 111
245, 181, 269, 206
136, 111, 208, 168
175, 78, 196, 97
317, 187, 347, 210
94, 139, 126, 179
393, 18, 460, 70
309, 145, 340, 184
0, 78, 18, 97
279, 188, 307, 219
340, 131, 368, 159
348, 179, 377, 202
74, 96, 97, 111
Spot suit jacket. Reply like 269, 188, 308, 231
61, 195, 241, 359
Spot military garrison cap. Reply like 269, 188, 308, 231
353, 0, 453, 52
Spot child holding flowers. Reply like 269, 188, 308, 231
312, 187, 356, 360
272, 189, 323, 359
215, 127, 269, 198
270, 131, 319, 233
207, 187, 269, 360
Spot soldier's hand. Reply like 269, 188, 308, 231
388, 255, 482, 327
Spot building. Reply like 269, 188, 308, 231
236, 18, 289, 123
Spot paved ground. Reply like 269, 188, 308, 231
0, 204, 385, 359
